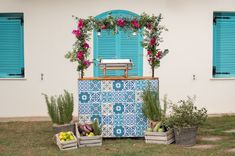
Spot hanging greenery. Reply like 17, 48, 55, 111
65, 12, 169, 78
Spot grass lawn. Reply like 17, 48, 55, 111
1, 116, 235, 156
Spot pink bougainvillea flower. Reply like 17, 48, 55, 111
101, 25, 107, 29
117, 19, 125, 27
148, 58, 152, 62
131, 20, 140, 28
146, 23, 152, 30
83, 42, 89, 49
72, 29, 81, 38
150, 37, 156, 46
83, 60, 91, 67
78, 19, 84, 29
77, 51, 84, 60
156, 51, 162, 59
147, 51, 152, 55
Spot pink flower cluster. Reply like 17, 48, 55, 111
117, 19, 125, 27
131, 20, 140, 28
146, 23, 152, 30
72, 19, 84, 38
150, 38, 156, 46
147, 51, 162, 62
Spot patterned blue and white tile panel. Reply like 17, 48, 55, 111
78, 79, 158, 137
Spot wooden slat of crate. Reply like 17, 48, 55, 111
145, 133, 174, 141
79, 142, 102, 147
145, 138, 175, 144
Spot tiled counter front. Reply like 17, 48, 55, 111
78, 78, 158, 137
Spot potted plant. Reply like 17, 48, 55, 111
42, 90, 75, 134
142, 84, 174, 144
167, 96, 207, 146
75, 119, 102, 147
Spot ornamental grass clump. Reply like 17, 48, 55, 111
142, 83, 168, 132
43, 90, 74, 125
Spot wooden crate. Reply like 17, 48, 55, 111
55, 133, 78, 151
75, 123, 102, 147
145, 129, 175, 144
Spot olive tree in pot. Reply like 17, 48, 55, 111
43, 90, 75, 134
167, 96, 207, 146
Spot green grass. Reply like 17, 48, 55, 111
1, 116, 235, 156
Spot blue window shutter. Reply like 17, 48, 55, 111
0, 14, 24, 78
119, 30, 143, 76
94, 30, 117, 76
213, 12, 235, 78
94, 10, 143, 77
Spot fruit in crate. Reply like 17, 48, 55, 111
146, 128, 153, 132
59, 131, 75, 142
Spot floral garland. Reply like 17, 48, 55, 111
65, 12, 168, 78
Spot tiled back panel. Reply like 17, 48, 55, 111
78, 79, 158, 137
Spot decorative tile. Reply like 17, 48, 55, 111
91, 103, 101, 115
90, 80, 101, 91
136, 126, 147, 136
78, 114, 91, 124
91, 114, 102, 125
102, 103, 113, 115
101, 81, 112, 92
112, 91, 125, 102
90, 92, 101, 103
79, 104, 91, 115
113, 103, 124, 114
102, 115, 113, 125
124, 80, 135, 90
102, 125, 113, 137
125, 126, 136, 137
124, 103, 135, 113
124, 114, 136, 126
136, 103, 143, 114
79, 92, 90, 103
135, 91, 143, 103
78, 80, 90, 91
114, 114, 123, 126
102, 92, 112, 103
136, 113, 147, 126
113, 80, 124, 91
125, 91, 135, 102
136, 80, 148, 90
113, 126, 125, 137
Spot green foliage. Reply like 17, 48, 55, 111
166, 96, 208, 128
42, 90, 74, 125
92, 119, 102, 136
142, 83, 163, 122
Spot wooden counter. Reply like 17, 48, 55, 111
78, 77, 159, 137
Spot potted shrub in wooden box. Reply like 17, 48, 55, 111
42, 90, 75, 134
167, 96, 207, 146
55, 131, 77, 150
142, 84, 174, 144
75, 119, 102, 147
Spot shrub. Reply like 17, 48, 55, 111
166, 96, 207, 128
42, 90, 74, 125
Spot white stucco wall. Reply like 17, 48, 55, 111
0, 0, 235, 117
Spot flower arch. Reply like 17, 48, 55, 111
65, 11, 169, 78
